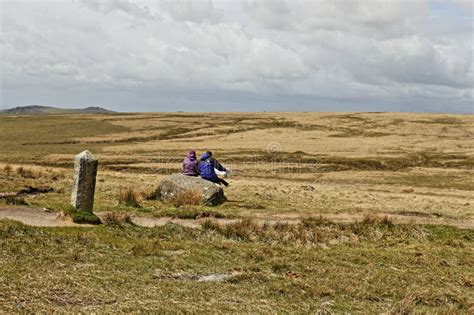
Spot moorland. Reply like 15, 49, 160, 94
0, 112, 473, 313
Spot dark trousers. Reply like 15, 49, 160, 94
219, 178, 229, 187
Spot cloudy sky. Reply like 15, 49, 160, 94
1, 0, 473, 113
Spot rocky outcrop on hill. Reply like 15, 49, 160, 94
156, 174, 225, 206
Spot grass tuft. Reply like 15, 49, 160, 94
15, 166, 37, 179
117, 187, 142, 208
145, 187, 161, 200
130, 240, 162, 257
4, 195, 29, 206
204, 217, 426, 246
159, 208, 226, 219
101, 212, 134, 226
3, 164, 12, 173
168, 190, 202, 207
388, 293, 417, 314
361, 214, 394, 227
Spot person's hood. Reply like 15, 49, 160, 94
184, 156, 196, 163
200, 152, 211, 160
187, 150, 196, 160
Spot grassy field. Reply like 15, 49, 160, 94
0, 112, 473, 312
1, 218, 473, 313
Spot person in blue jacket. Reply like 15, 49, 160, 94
197, 152, 229, 186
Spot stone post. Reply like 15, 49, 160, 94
71, 150, 98, 212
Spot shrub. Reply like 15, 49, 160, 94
168, 190, 202, 207
118, 187, 142, 208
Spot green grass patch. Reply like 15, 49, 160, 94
0, 220, 472, 313
65, 207, 101, 225
156, 207, 228, 219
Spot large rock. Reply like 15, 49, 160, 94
157, 174, 225, 206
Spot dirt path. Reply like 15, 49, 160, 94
0, 206, 472, 229
0, 206, 88, 227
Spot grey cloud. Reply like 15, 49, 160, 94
78, 0, 156, 19
243, 0, 428, 36
0, 0, 472, 113
157, 0, 223, 23
452, 0, 473, 12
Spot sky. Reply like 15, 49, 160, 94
1, 0, 473, 113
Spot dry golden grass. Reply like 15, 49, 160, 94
15, 166, 37, 179
167, 189, 203, 207
3, 164, 12, 174
201, 215, 424, 246
101, 212, 133, 225
0, 112, 472, 222
117, 187, 143, 208
99, 112, 474, 159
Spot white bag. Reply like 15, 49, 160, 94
214, 168, 231, 178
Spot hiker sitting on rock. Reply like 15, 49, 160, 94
206, 151, 226, 173
182, 150, 199, 176
207, 151, 230, 186
198, 152, 229, 186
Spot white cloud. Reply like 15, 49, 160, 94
0, 0, 472, 112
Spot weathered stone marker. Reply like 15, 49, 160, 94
71, 150, 98, 212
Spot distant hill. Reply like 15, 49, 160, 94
0, 105, 115, 115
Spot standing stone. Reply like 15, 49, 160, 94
71, 150, 98, 212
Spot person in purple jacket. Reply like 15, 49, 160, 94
182, 150, 199, 176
